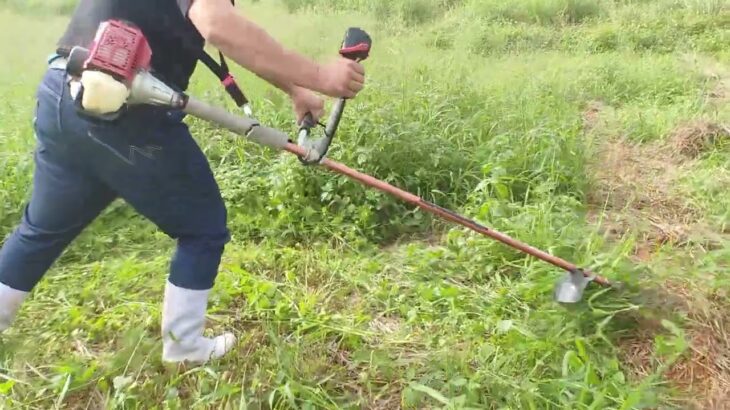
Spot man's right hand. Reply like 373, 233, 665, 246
290, 86, 325, 125
189, 0, 367, 101
317, 58, 365, 99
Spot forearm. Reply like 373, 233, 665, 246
191, 2, 323, 95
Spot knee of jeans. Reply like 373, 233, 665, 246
164, 198, 229, 250
169, 230, 230, 290
16, 209, 80, 245
178, 229, 231, 253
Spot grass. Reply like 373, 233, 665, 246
0, 0, 77, 15
1, 0, 729, 408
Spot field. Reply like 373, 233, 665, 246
0, 0, 728, 408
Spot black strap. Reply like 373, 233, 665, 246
198, 49, 248, 107
195, 0, 249, 109
218, 50, 229, 74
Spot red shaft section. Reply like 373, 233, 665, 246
282, 143, 611, 287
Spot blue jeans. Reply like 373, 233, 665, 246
0, 65, 230, 292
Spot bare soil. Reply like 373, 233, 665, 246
583, 96, 727, 259
634, 283, 730, 410
582, 95, 730, 409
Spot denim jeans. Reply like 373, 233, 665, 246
0, 65, 230, 292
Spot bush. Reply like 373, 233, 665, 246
214, 81, 488, 245
468, 0, 605, 25
587, 24, 620, 52
469, 22, 557, 55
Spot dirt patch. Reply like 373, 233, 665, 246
670, 121, 729, 159
668, 287, 730, 410
326, 338, 409, 410
585, 57, 730, 256
667, 323, 730, 410
709, 80, 728, 102
380, 231, 446, 253
616, 315, 663, 381
585, 132, 700, 254
369, 316, 403, 335
582, 100, 607, 131
582, 99, 728, 257
616, 280, 730, 410
586, 93, 730, 407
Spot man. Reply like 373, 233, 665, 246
0, 0, 365, 364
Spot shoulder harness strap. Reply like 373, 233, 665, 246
195, 0, 250, 110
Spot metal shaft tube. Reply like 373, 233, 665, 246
281, 142, 611, 287
179, 95, 611, 288
183, 97, 290, 150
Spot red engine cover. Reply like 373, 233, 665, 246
85, 20, 152, 83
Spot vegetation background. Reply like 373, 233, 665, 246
0, 0, 728, 408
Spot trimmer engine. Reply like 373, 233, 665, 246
66, 20, 184, 121
74, 19, 152, 83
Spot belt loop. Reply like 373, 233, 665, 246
47, 53, 62, 65
48, 55, 68, 71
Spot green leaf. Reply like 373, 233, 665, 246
495, 183, 510, 200
587, 391, 606, 410
660, 319, 682, 336
562, 350, 583, 377
166, 387, 179, 401
113, 375, 133, 391
450, 377, 468, 387
440, 286, 460, 299
619, 388, 643, 410
403, 386, 421, 407
585, 362, 600, 386
497, 320, 513, 333
409, 383, 451, 405
0, 380, 15, 395
575, 337, 588, 361
612, 370, 626, 384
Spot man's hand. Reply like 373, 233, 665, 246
317, 58, 365, 99
290, 87, 324, 124
188, 0, 366, 99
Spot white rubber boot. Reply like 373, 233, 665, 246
161, 280, 236, 364
0, 282, 30, 333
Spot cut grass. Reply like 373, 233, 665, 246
1, 1, 729, 408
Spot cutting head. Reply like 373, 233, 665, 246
554, 269, 595, 303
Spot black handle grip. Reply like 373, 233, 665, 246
297, 27, 371, 165
339, 27, 372, 61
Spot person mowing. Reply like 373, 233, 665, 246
0, 0, 365, 363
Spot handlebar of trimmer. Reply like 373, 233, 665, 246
297, 27, 371, 164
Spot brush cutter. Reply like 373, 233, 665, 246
63, 20, 615, 303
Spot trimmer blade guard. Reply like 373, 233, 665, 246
554, 269, 595, 303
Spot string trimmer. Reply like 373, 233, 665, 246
63, 20, 615, 303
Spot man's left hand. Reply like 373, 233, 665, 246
290, 86, 325, 125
